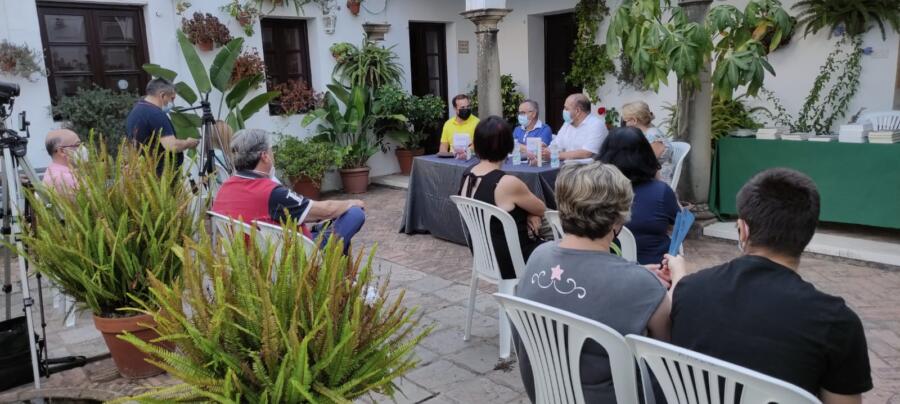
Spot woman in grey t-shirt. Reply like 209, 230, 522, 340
514, 162, 671, 403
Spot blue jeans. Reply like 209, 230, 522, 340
310, 206, 365, 254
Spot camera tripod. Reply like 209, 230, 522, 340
175, 98, 233, 219
0, 102, 87, 389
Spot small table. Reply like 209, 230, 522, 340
400, 155, 560, 245
710, 137, 900, 229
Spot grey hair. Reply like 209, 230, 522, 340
45, 136, 63, 156
146, 78, 176, 97
572, 93, 591, 113
556, 162, 633, 240
230, 129, 271, 171
521, 99, 540, 119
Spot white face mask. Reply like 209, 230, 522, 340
77, 145, 88, 161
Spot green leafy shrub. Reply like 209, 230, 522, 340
120, 222, 430, 402
567, 0, 615, 102
376, 85, 445, 150
52, 86, 138, 155
469, 74, 525, 127
274, 135, 343, 185
20, 142, 197, 316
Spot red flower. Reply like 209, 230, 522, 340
597, 107, 607, 115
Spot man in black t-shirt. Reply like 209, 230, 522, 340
125, 78, 199, 175
666, 168, 872, 403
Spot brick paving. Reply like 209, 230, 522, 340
1, 184, 899, 403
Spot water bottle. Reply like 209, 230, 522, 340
549, 146, 559, 168
511, 143, 521, 165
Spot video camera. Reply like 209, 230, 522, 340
0, 81, 29, 158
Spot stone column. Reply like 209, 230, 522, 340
461, 8, 511, 119
676, 0, 713, 210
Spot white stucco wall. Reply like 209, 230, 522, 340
1, 0, 898, 177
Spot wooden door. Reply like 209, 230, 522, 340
409, 22, 449, 154
544, 12, 580, 133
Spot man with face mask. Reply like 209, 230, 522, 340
541, 93, 607, 162
42, 129, 84, 193
125, 78, 199, 175
513, 99, 552, 157
212, 129, 366, 255
439, 94, 480, 159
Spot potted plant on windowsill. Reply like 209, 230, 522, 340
19, 143, 197, 379
274, 135, 343, 199
181, 12, 232, 51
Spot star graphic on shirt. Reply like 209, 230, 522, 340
550, 265, 564, 281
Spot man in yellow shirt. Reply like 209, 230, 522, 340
439, 94, 480, 158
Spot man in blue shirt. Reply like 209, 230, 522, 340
513, 99, 553, 156
125, 78, 199, 175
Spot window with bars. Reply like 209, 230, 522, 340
261, 18, 313, 115
37, 2, 150, 104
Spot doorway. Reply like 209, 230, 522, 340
543, 12, 580, 133
409, 22, 449, 153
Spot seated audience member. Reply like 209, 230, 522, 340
597, 128, 678, 265
42, 129, 83, 193
669, 168, 872, 402
539, 93, 606, 163
515, 161, 670, 403
514, 100, 553, 156
459, 116, 547, 279
439, 94, 480, 159
622, 101, 674, 184
211, 129, 366, 253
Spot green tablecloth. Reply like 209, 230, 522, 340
710, 137, 900, 229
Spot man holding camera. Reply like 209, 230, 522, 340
125, 78, 199, 175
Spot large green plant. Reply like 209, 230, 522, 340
119, 224, 429, 403
793, 0, 900, 39
52, 86, 138, 155
607, 0, 793, 99
332, 38, 404, 88
376, 85, 445, 150
19, 142, 197, 316
142, 31, 279, 139
567, 0, 615, 102
273, 136, 343, 185
302, 82, 405, 169
469, 74, 525, 126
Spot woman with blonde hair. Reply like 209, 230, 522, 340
621, 101, 674, 184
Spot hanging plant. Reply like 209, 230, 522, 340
181, 12, 233, 51
566, 0, 615, 103
0, 40, 44, 79
231, 48, 266, 86
793, 0, 900, 39
175, 0, 192, 16
221, 0, 260, 36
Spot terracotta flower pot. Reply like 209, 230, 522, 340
395, 148, 424, 176
347, 0, 361, 15
340, 167, 369, 194
197, 40, 214, 52
291, 175, 322, 200
93, 313, 171, 379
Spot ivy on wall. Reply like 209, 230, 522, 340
565, 0, 615, 103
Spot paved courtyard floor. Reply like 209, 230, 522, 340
2, 185, 899, 403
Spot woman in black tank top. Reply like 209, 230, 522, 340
457, 116, 548, 279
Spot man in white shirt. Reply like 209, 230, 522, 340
541, 93, 607, 161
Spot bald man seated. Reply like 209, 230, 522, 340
539, 93, 608, 162
43, 129, 83, 193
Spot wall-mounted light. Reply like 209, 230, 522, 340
323, 13, 337, 34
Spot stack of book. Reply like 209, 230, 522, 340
808, 135, 838, 142
756, 127, 788, 140
868, 131, 900, 144
838, 123, 872, 143
781, 133, 810, 141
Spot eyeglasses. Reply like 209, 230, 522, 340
60, 142, 82, 149
518, 110, 534, 114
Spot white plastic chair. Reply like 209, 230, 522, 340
253, 220, 318, 259
858, 111, 900, 131
627, 335, 821, 404
544, 210, 638, 263
669, 141, 691, 192
450, 195, 526, 359
495, 293, 641, 404
206, 210, 252, 249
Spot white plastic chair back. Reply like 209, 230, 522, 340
669, 141, 691, 192
450, 195, 526, 359
214, 161, 230, 185
253, 220, 317, 259
545, 210, 563, 241
627, 335, 821, 404
858, 111, 900, 131
495, 293, 641, 404
206, 210, 251, 248
618, 226, 638, 263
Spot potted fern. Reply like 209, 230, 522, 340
20, 142, 197, 378
119, 223, 430, 402
274, 135, 343, 199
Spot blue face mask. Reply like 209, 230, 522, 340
562, 109, 572, 124
161, 101, 174, 114
517, 114, 528, 127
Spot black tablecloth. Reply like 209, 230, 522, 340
400, 155, 559, 245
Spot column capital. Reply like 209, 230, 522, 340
461, 8, 512, 32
